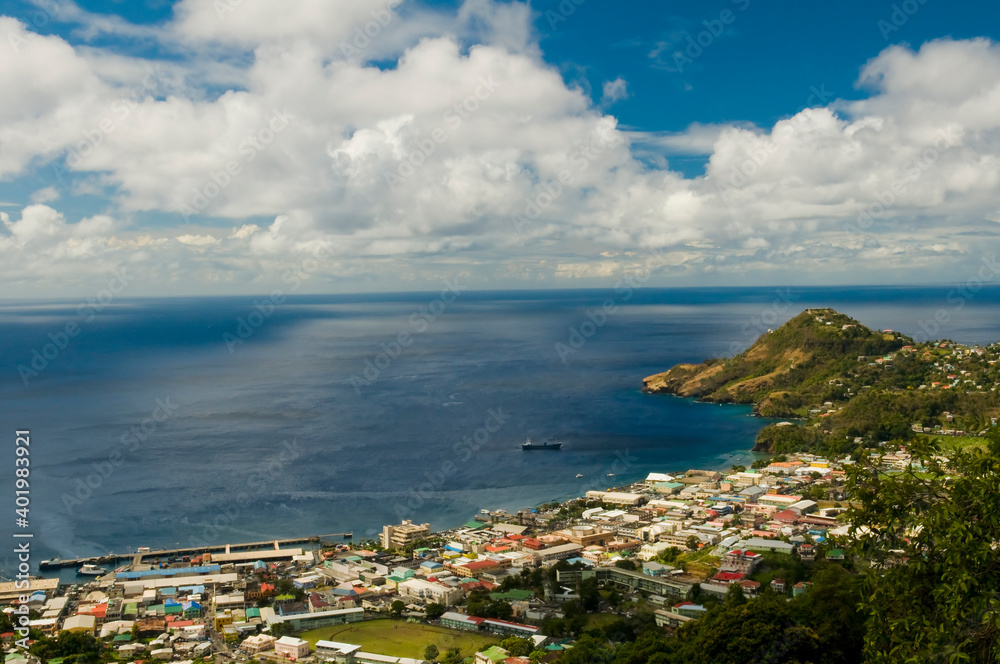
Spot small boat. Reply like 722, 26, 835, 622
575, 473, 584, 478
77, 564, 107, 576
522, 438, 562, 451
607, 473, 615, 477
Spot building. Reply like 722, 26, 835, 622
382, 520, 432, 550
481, 618, 538, 637
274, 635, 311, 660
266, 607, 364, 631
440, 612, 485, 631
316, 640, 363, 663
530, 543, 583, 563
475, 646, 511, 664
585, 491, 647, 506
242, 634, 276, 654
398, 579, 464, 605
61, 614, 97, 634
719, 549, 762, 575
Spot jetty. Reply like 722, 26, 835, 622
39, 532, 353, 570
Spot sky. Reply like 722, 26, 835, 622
2, 0, 1000, 296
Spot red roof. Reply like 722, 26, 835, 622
463, 560, 501, 570
712, 571, 745, 583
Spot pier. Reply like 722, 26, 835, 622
39, 532, 354, 570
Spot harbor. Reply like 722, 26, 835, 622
38, 533, 353, 571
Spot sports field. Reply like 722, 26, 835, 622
300, 619, 499, 659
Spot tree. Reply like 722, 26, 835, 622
424, 644, 440, 661
425, 603, 446, 620
270, 621, 294, 637
686, 535, 700, 551
847, 433, 1000, 662
500, 637, 533, 657
614, 559, 637, 571
390, 600, 406, 617
441, 648, 463, 664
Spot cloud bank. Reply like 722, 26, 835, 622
2, 2, 1000, 295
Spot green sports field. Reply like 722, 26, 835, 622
300, 619, 499, 659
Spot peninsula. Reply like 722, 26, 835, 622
643, 308, 1000, 453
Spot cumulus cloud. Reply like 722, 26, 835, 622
1, 1, 1000, 296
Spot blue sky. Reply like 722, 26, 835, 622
2, 0, 1000, 295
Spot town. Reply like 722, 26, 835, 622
2, 447, 874, 664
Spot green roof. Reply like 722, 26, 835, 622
246, 608, 261, 619
464, 521, 487, 529
478, 646, 510, 663
113, 634, 133, 642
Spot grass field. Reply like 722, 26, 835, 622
584, 612, 621, 630
300, 619, 499, 659
915, 432, 986, 450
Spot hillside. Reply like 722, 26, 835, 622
641, 308, 1000, 454
643, 308, 906, 417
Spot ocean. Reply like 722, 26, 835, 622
3, 284, 1000, 576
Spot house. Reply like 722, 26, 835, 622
770, 578, 786, 593
242, 634, 276, 654
719, 549, 762, 575
274, 635, 311, 660
476, 646, 511, 664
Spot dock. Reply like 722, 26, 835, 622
39, 532, 354, 570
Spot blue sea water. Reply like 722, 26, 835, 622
3, 284, 1000, 575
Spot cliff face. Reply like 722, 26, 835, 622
642, 308, 907, 418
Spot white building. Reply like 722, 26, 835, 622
274, 635, 310, 660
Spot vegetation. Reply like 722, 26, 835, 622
846, 430, 1000, 662
300, 619, 497, 659
645, 308, 1000, 455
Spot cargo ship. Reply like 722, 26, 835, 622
522, 438, 561, 450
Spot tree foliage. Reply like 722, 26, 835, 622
847, 432, 1000, 662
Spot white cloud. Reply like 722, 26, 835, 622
29, 186, 59, 203
601, 77, 629, 106
1, 2, 1000, 295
